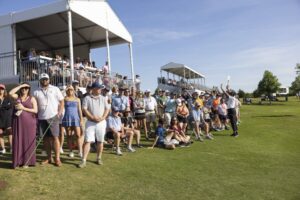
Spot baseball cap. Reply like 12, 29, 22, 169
39, 73, 49, 80
176, 98, 182, 105
145, 89, 151, 93
0, 84, 5, 89
72, 80, 79, 84
91, 82, 105, 89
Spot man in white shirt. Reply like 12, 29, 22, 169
78, 82, 110, 168
34, 73, 64, 166
220, 84, 239, 137
144, 89, 157, 138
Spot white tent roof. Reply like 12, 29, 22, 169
160, 62, 205, 79
0, 0, 132, 51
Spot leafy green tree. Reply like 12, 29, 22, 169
237, 89, 245, 98
296, 63, 300, 75
290, 75, 300, 95
256, 70, 281, 96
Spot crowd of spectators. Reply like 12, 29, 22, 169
0, 73, 241, 169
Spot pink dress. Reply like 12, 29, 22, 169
12, 97, 37, 168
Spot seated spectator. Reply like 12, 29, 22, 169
148, 118, 176, 150
169, 117, 191, 146
107, 109, 136, 156
121, 111, 141, 148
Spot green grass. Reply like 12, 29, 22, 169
1, 98, 300, 200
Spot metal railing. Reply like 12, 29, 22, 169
19, 56, 135, 89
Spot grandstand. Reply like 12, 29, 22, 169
0, 0, 135, 89
158, 62, 210, 94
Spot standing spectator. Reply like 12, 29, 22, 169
164, 93, 177, 126
62, 85, 83, 158
133, 91, 148, 139
144, 89, 157, 138
0, 84, 13, 154
9, 83, 38, 168
235, 95, 242, 124
72, 80, 84, 101
175, 98, 189, 133
157, 90, 168, 119
34, 73, 64, 166
220, 84, 239, 137
135, 75, 141, 91
102, 61, 109, 75
78, 82, 110, 168
218, 98, 229, 130
190, 91, 204, 141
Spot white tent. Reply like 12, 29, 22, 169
161, 62, 205, 79
0, 0, 134, 83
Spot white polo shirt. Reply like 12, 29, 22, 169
34, 85, 64, 120
144, 96, 157, 111
227, 96, 236, 109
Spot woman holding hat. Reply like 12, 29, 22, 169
0, 84, 13, 154
62, 85, 83, 158
9, 83, 37, 168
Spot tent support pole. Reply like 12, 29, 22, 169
129, 43, 135, 89
68, 10, 74, 82
106, 29, 111, 74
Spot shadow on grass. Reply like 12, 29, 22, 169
252, 114, 295, 118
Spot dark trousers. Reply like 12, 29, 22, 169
227, 108, 238, 133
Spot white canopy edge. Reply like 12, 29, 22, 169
160, 62, 205, 79
0, 0, 132, 43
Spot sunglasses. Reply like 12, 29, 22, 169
22, 87, 30, 90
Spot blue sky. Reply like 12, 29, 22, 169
1, 0, 299, 92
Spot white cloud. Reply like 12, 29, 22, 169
133, 29, 199, 46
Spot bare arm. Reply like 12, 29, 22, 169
57, 99, 64, 117
220, 84, 230, 97
149, 136, 159, 149
77, 98, 83, 123
82, 108, 97, 122
9, 83, 30, 100
15, 96, 38, 114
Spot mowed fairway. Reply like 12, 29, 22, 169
0, 98, 300, 200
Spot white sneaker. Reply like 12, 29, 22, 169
116, 148, 123, 156
0, 149, 6, 154
69, 152, 74, 158
206, 135, 214, 140
127, 147, 136, 153
198, 136, 204, 142
78, 152, 83, 158
60, 148, 64, 154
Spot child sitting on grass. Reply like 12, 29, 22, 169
148, 118, 177, 150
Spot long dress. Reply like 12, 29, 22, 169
12, 97, 37, 168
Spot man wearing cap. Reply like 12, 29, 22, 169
164, 93, 177, 126
72, 80, 84, 100
112, 87, 130, 116
157, 89, 167, 119
34, 73, 64, 166
135, 75, 141, 91
78, 82, 110, 168
144, 89, 157, 137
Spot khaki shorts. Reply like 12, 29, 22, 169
146, 111, 156, 123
